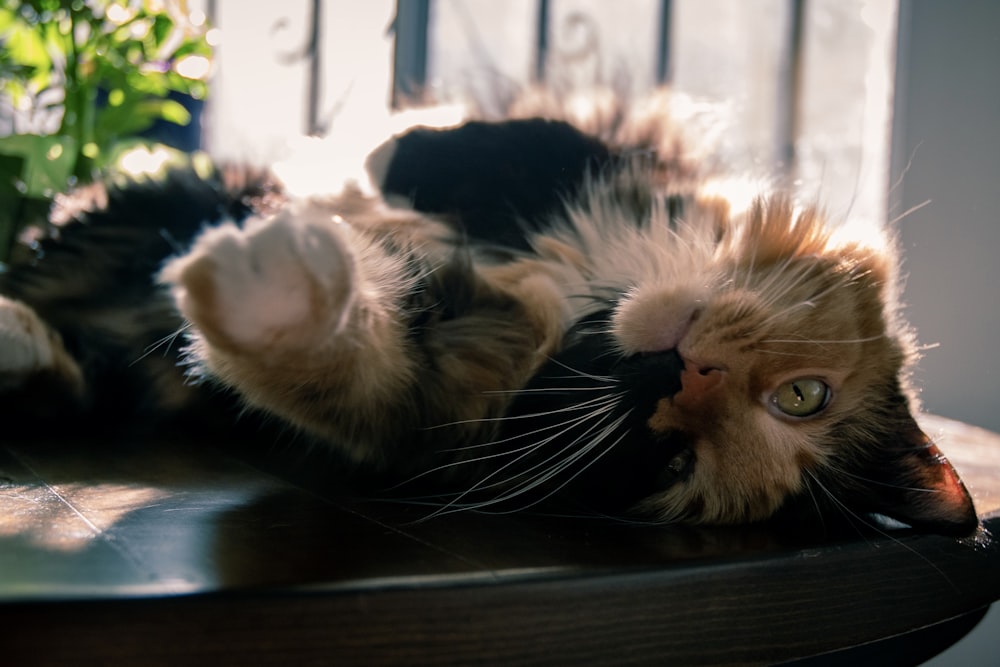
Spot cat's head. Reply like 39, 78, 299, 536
543, 192, 978, 536
372, 111, 977, 536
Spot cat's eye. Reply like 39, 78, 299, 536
770, 378, 831, 418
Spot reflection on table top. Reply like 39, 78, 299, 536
1, 414, 998, 665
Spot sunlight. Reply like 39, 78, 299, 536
698, 174, 770, 217
118, 145, 175, 176
272, 102, 467, 197
175, 54, 211, 80
0, 483, 169, 552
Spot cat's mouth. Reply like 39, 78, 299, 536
573, 348, 698, 504
654, 442, 696, 490
503, 318, 697, 512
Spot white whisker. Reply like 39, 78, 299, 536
484, 413, 634, 515
450, 402, 619, 495
545, 356, 617, 383
753, 349, 822, 358
130, 322, 193, 366
887, 198, 931, 227
805, 470, 957, 587
481, 385, 615, 396
421, 395, 627, 518
820, 460, 942, 495
759, 334, 885, 345
497, 410, 630, 497
423, 393, 618, 430
438, 395, 621, 453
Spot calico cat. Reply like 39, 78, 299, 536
0, 102, 978, 536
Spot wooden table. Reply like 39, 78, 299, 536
1, 415, 998, 666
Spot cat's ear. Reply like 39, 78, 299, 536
863, 410, 979, 536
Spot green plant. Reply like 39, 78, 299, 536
0, 0, 212, 261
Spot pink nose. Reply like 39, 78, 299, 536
674, 363, 726, 411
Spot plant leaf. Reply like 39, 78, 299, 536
146, 98, 191, 126
5, 21, 51, 70
0, 134, 77, 197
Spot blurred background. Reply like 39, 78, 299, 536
1, 1, 997, 663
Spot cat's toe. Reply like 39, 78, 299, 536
0, 297, 55, 386
161, 201, 355, 352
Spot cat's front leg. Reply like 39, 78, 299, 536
160, 200, 418, 461
0, 296, 57, 385
0, 296, 85, 414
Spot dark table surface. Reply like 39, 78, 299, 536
1, 414, 998, 666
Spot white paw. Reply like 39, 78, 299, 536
0, 296, 54, 384
160, 200, 356, 351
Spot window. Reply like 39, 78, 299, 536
197, 0, 896, 227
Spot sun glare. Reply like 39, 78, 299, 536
119, 146, 175, 176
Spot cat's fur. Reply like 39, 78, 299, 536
0, 99, 978, 535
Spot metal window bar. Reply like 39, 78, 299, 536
390, 0, 804, 179
304, 0, 324, 136
390, 1, 674, 99
534, 0, 550, 82
391, 0, 431, 107
532, 0, 672, 86
656, 0, 673, 84
776, 0, 806, 181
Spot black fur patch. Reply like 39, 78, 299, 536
0, 166, 280, 436
491, 311, 691, 514
380, 119, 614, 249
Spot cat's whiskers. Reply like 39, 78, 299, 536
804, 469, 958, 588
800, 472, 829, 533
719, 261, 794, 320
887, 198, 931, 227
756, 335, 885, 358
661, 220, 703, 266
820, 458, 944, 495
482, 385, 616, 395
733, 239, 759, 293
394, 391, 622, 495
750, 258, 822, 311
754, 331, 885, 358
422, 392, 619, 430
458, 408, 626, 504
752, 270, 855, 331
130, 322, 194, 366
420, 396, 626, 518
418, 410, 612, 489
439, 413, 632, 517
804, 469, 883, 540
758, 335, 884, 345
479, 411, 634, 515
732, 232, 805, 296
753, 348, 823, 358
545, 356, 618, 383
566, 292, 618, 309
439, 394, 622, 453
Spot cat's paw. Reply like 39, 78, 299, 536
160, 201, 356, 353
0, 296, 55, 388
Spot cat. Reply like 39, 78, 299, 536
0, 98, 979, 536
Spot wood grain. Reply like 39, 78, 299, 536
0, 414, 998, 665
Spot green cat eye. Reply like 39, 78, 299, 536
771, 378, 831, 418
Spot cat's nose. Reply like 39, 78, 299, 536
674, 361, 726, 411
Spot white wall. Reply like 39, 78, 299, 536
890, 0, 1000, 434
891, 2, 1000, 665
206, 0, 395, 164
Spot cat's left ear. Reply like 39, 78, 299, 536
864, 410, 979, 536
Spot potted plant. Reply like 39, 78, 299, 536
0, 0, 213, 263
